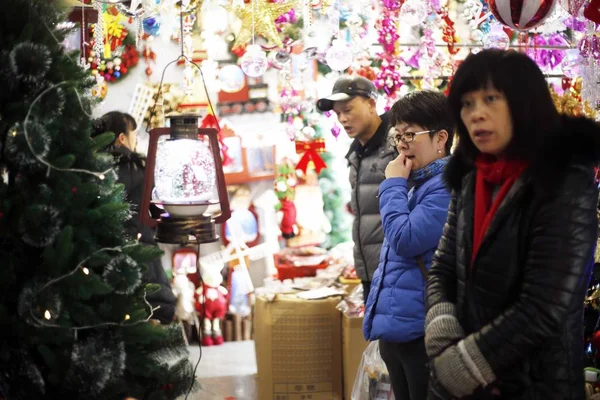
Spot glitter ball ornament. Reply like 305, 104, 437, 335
102, 254, 142, 295
325, 39, 353, 71
483, 24, 511, 50
240, 44, 269, 77
218, 64, 245, 93
399, 0, 430, 26
488, 0, 557, 31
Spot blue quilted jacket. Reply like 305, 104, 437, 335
363, 172, 450, 343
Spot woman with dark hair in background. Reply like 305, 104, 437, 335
425, 49, 600, 399
93, 111, 176, 324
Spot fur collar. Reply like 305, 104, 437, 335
110, 146, 147, 169
444, 115, 600, 193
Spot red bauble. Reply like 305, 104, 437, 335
488, 0, 557, 31
592, 330, 600, 351
584, 0, 600, 24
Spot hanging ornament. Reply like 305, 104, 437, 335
143, 15, 161, 36
471, 29, 485, 42
488, 0, 558, 31
399, 0, 430, 26
483, 23, 511, 49
560, 0, 587, 16
331, 125, 341, 138
225, 0, 296, 51
325, 39, 353, 71
92, 1, 105, 62
562, 48, 583, 78
240, 44, 269, 77
218, 64, 246, 93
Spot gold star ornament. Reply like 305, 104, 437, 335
224, 0, 296, 51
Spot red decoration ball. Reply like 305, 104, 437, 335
487, 0, 556, 31
592, 330, 600, 350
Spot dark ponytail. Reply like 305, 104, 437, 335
91, 117, 108, 137
91, 111, 133, 140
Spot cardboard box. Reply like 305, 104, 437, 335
342, 315, 368, 400
255, 294, 343, 400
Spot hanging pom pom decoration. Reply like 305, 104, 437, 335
487, 0, 558, 31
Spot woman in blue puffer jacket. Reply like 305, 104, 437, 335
363, 90, 454, 400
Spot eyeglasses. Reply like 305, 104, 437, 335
390, 129, 437, 146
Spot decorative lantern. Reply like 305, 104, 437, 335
141, 114, 231, 244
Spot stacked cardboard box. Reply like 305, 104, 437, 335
255, 294, 344, 400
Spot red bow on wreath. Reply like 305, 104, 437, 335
295, 139, 327, 173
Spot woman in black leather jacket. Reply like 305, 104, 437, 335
425, 49, 600, 399
93, 111, 176, 324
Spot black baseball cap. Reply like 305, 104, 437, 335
316, 75, 378, 112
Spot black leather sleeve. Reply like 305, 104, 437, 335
471, 165, 598, 372
427, 192, 459, 308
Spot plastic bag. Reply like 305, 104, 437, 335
351, 340, 395, 400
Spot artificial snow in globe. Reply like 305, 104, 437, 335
240, 44, 268, 77
153, 138, 217, 208
325, 39, 353, 71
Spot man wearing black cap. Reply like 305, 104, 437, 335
317, 75, 396, 299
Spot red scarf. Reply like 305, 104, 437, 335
472, 155, 528, 266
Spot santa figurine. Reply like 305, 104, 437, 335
195, 262, 228, 346
278, 198, 297, 239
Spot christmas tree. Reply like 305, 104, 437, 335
0, 0, 195, 398
318, 150, 352, 248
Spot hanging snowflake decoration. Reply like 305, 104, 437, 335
4, 121, 51, 171
20, 204, 63, 248
17, 280, 63, 326
102, 254, 142, 295
9, 42, 52, 84
64, 331, 126, 397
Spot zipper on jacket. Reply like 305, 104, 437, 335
353, 159, 370, 282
